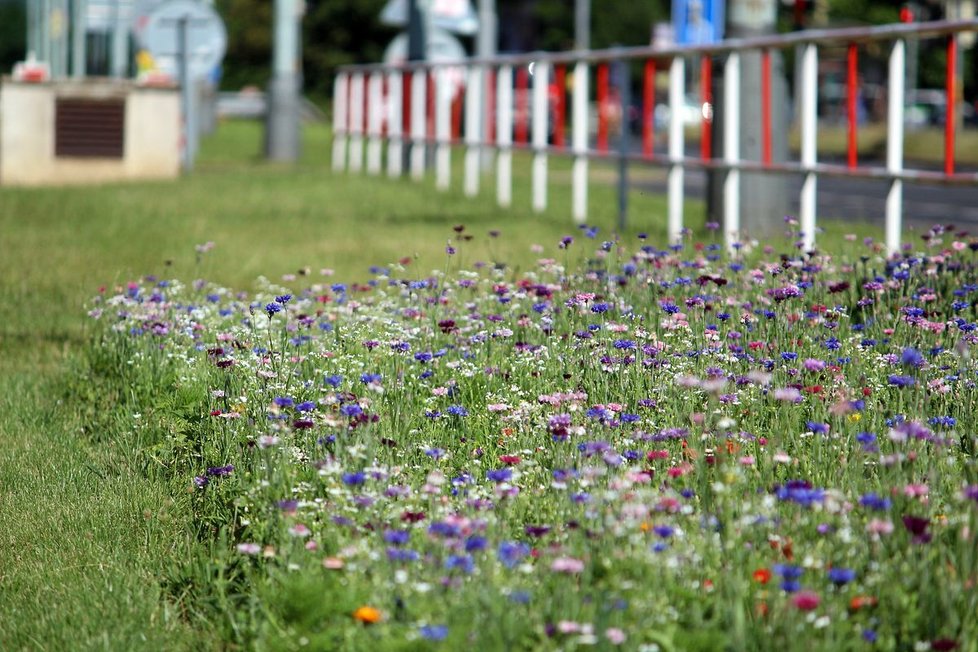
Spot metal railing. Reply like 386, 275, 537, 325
332, 19, 978, 254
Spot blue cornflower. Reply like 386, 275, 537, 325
827, 567, 856, 585
264, 302, 282, 317
360, 373, 382, 384
497, 541, 530, 568
445, 554, 474, 573
275, 294, 292, 305
901, 347, 925, 368
339, 404, 363, 417
295, 401, 316, 412
888, 375, 915, 388
653, 525, 675, 538
341, 472, 366, 486
273, 396, 294, 408
384, 530, 410, 546
859, 493, 891, 511
781, 352, 798, 361
590, 302, 610, 314
206, 464, 234, 477
387, 548, 420, 562
487, 468, 512, 483
464, 535, 488, 552
929, 416, 956, 427
424, 448, 444, 459
419, 625, 449, 641
446, 405, 469, 417
774, 564, 804, 580
324, 374, 343, 387
613, 339, 636, 350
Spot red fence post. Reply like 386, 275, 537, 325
847, 43, 859, 169
597, 62, 609, 152
643, 59, 656, 159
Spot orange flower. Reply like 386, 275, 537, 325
353, 606, 382, 624
849, 595, 878, 612
752, 568, 772, 585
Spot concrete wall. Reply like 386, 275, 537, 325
0, 78, 180, 186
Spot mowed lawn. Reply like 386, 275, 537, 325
0, 120, 884, 650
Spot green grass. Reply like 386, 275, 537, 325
0, 119, 896, 650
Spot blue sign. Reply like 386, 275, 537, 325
673, 0, 724, 45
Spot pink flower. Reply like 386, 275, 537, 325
551, 557, 586, 573
791, 590, 821, 611
605, 628, 627, 645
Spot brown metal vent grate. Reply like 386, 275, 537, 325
55, 98, 126, 158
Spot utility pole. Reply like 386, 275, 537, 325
713, 0, 789, 241
575, 0, 590, 51
72, 0, 87, 78
266, 0, 302, 162
477, 0, 497, 170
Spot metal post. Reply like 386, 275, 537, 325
723, 52, 741, 252
387, 71, 404, 178
886, 38, 906, 255
477, 0, 497, 170
464, 65, 482, 196
266, 0, 302, 162
496, 64, 513, 207
331, 72, 349, 172
40, 0, 51, 65
72, 0, 87, 78
668, 56, 685, 244
179, 17, 195, 171
575, 0, 590, 50
616, 58, 631, 230
532, 61, 549, 213
799, 43, 818, 252
572, 61, 588, 223
110, 0, 127, 77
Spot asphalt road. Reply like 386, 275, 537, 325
630, 158, 978, 234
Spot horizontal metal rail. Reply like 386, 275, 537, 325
333, 19, 978, 254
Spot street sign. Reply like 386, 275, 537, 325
380, 0, 479, 36
137, 0, 226, 82
672, 0, 724, 45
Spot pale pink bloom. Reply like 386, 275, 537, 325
866, 518, 894, 536
605, 628, 627, 645
236, 543, 261, 555
551, 557, 586, 573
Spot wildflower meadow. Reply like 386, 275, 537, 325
79, 218, 978, 652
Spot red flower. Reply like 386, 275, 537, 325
791, 590, 820, 611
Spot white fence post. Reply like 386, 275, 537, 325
572, 61, 588, 223
886, 38, 906, 256
387, 71, 403, 178
348, 72, 364, 173
331, 72, 349, 172
800, 43, 819, 252
464, 65, 482, 197
532, 61, 550, 213
410, 69, 427, 181
497, 64, 513, 208
723, 53, 740, 251
367, 72, 383, 175
668, 56, 685, 244
435, 67, 452, 191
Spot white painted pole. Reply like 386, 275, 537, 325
331, 73, 349, 172
348, 72, 365, 173
799, 43, 818, 252
410, 69, 428, 181
464, 65, 482, 196
572, 61, 589, 223
723, 52, 740, 252
532, 61, 550, 213
435, 67, 452, 190
668, 56, 685, 244
387, 71, 404, 178
497, 64, 514, 208
367, 73, 383, 175
886, 38, 906, 256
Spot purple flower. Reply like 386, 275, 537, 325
498, 541, 530, 568
888, 375, 916, 388
419, 625, 448, 641
827, 567, 856, 585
